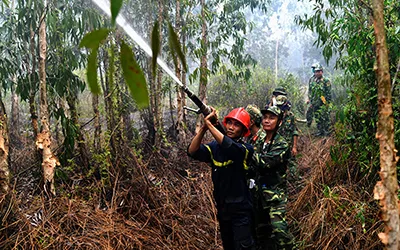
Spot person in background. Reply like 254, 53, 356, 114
188, 107, 255, 250
245, 105, 264, 146
306, 63, 332, 136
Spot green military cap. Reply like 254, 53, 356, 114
245, 104, 262, 125
273, 86, 287, 96
311, 63, 319, 68
261, 105, 282, 116
314, 63, 323, 71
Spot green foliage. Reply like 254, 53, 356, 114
80, 2, 150, 108
54, 108, 78, 165
185, 0, 267, 85
79, 28, 110, 49
297, 0, 400, 179
92, 138, 112, 187
80, 29, 110, 94
120, 41, 149, 109
86, 49, 102, 94
110, 0, 123, 26
168, 21, 187, 72
208, 66, 303, 115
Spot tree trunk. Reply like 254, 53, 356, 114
372, 1, 400, 249
169, 80, 175, 134
275, 39, 279, 84
181, 26, 187, 125
195, 0, 208, 134
154, 0, 165, 147
144, 6, 156, 146
102, 45, 118, 157
36, 7, 59, 197
92, 92, 101, 152
0, 94, 10, 200
67, 95, 90, 170
121, 82, 134, 141
175, 0, 186, 142
10, 79, 19, 142
29, 24, 39, 138
146, 59, 156, 145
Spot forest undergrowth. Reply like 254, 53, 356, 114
0, 132, 384, 249
289, 133, 383, 250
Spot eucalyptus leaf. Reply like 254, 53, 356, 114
168, 22, 187, 72
86, 48, 101, 94
120, 41, 149, 109
2, 0, 9, 8
110, 0, 123, 27
151, 21, 160, 78
79, 29, 110, 49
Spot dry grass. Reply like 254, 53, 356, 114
288, 134, 383, 250
1, 142, 222, 250
1, 133, 385, 249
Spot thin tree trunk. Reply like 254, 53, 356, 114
92, 92, 101, 152
10, 79, 19, 142
121, 82, 134, 141
147, 59, 156, 145
29, 24, 39, 138
372, 1, 400, 249
181, 26, 187, 125
100, 53, 111, 133
275, 39, 279, 84
0, 94, 10, 199
67, 95, 90, 170
195, 0, 208, 134
101, 45, 117, 157
154, 0, 165, 147
169, 80, 175, 131
36, 7, 59, 196
175, 0, 186, 142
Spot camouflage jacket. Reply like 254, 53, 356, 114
245, 128, 265, 148
252, 132, 290, 191
278, 111, 299, 148
308, 77, 332, 106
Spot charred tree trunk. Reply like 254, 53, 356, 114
372, 1, 400, 249
67, 95, 90, 170
29, 24, 39, 138
0, 94, 10, 200
146, 59, 156, 146
195, 0, 208, 134
36, 8, 59, 197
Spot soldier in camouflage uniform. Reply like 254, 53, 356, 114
266, 87, 287, 107
275, 94, 300, 181
245, 105, 264, 146
306, 64, 332, 136
252, 106, 294, 250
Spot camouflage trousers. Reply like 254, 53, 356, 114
306, 104, 330, 135
253, 187, 294, 250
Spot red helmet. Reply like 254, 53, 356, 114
222, 107, 251, 137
